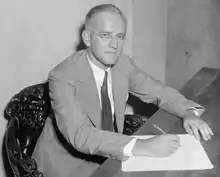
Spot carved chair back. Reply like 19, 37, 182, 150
4, 83, 50, 177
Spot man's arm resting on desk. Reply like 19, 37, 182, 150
125, 57, 204, 118
127, 58, 213, 141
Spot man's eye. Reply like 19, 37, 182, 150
100, 33, 111, 39
118, 35, 125, 40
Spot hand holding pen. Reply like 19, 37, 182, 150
132, 124, 181, 157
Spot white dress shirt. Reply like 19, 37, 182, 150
87, 58, 114, 114
87, 57, 136, 157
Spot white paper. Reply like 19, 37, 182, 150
122, 134, 213, 172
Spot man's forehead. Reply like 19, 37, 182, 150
89, 11, 126, 32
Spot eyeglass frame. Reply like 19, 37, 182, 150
89, 30, 126, 43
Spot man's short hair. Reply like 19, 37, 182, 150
85, 4, 126, 29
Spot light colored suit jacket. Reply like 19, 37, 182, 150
33, 49, 200, 177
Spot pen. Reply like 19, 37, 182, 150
153, 124, 182, 148
152, 124, 166, 134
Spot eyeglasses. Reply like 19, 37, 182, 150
90, 31, 126, 43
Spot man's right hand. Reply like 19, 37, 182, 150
132, 134, 180, 157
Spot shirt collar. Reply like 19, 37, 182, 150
87, 55, 111, 86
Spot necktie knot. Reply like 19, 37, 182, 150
102, 71, 108, 89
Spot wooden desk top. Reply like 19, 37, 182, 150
91, 67, 220, 177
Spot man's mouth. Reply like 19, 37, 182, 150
105, 51, 117, 54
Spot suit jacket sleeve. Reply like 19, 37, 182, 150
48, 70, 133, 162
127, 58, 204, 118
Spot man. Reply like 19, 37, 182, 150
33, 4, 213, 177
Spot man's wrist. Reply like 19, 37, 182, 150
183, 110, 198, 119
183, 106, 205, 118
123, 138, 137, 157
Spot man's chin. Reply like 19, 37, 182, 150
105, 59, 119, 66
105, 55, 120, 63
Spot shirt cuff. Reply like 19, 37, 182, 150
123, 138, 137, 157
187, 106, 205, 117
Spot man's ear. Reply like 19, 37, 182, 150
82, 30, 91, 47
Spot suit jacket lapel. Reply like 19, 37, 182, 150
73, 52, 102, 128
112, 66, 129, 133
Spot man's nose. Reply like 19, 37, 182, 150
109, 36, 118, 49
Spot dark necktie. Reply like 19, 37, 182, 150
101, 71, 114, 131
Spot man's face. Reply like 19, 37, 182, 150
86, 11, 126, 69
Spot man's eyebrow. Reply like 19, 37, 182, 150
99, 31, 112, 34
97, 31, 125, 34
117, 33, 125, 36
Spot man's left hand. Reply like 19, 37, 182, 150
183, 116, 214, 141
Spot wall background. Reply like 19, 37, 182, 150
1, 0, 220, 176
166, 0, 220, 89
133, 0, 167, 83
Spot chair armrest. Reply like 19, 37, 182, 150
123, 114, 148, 135
5, 116, 44, 177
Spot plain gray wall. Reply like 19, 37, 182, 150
166, 0, 220, 89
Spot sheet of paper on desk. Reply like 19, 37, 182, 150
122, 134, 213, 172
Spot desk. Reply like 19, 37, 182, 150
91, 67, 220, 177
